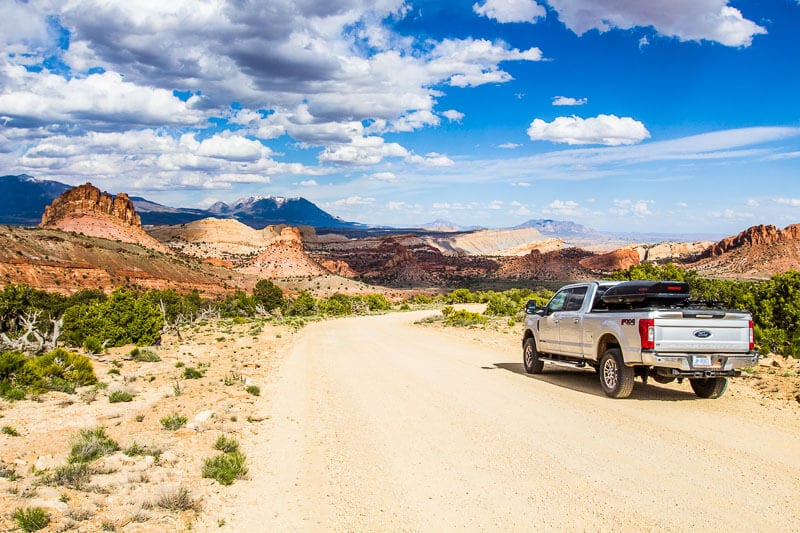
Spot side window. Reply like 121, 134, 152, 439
564, 286, 588, 312
546, 290, 569, 314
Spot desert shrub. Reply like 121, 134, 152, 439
213, 435, 240, 454
285, 290, 317, 316
155, 486, 198, 512
108, 390, 133, 403
363, 293, 391, 311
43, 462, 91, 489
1, 348, 97, 399
27, 348, 98, 388
124, 441, 162, 461
413, 294, 433, 304
215, 291, 256, 318
444, 288, 476, 304
2, 425, 19, 436
12, 506, 50, 532
160, 413, 187, 431
253, 279, 285, 311
142, 289, 201, 323
130, 348, 160, 362
245, 385, 260, 396
202, 451, 247, 485
82, 337, 103, 354
443, 309, 487, 327
483, 293, 519, 317
62, 288, 163, 348
69, 427, 119, 463
182, 366, 204, 379
319, 293, 352, 316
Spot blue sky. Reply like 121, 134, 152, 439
1, 0, 798, 235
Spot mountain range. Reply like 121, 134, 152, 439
0, 174, 360, 229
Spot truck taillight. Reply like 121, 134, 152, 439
749, 319, 754, 351
639, 318, 655, 350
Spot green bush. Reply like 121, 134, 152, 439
83, 337, 103, 354
202, 451, 248, 485
443, 309, 487, 327
160, 413, 187, 431
245, 385, 260, 396
69, 427, 119, 463
108, 390, 133, 403
13, 506, 50, 532
319, 293, 352, 316
253, 279, 285, 311
130, 348, 161, 362
1, 348, 97, 399
62, 288, 164, 348
285, 290, 317, 316
182, 366, 204, 379
363, 293, 391, 311
213, 435, 240, 454
43, 462, 91, 489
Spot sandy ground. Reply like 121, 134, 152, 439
2, 309, 799, 531
210, 310, 800, 532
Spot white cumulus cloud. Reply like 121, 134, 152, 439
552, 95, 588, 106
546, 0, 766, 47
473, 0, 546, 23
527, 114, 650, 146
442, 109, 465, 122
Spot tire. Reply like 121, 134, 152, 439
599, 348, 634, 398
690, 377, 728, 399
523, 337, 544, 374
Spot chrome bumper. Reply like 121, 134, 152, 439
640, 351, 759, 375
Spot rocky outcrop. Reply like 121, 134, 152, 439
41, 182, 140, 228
579, 248, 640, 272
707, 224, 800, 257
238, 226, 329, 278
631, 241, 712, 262
685, 223, 800, 279
497, 248, 594, 281
39, 183, 170, 253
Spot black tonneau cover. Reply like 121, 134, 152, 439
601, 280, 690, 304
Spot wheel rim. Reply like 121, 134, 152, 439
524, 344, 533, 367
602, 358, 618, 389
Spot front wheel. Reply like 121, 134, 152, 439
690, 377, 728, 399
523, 337, 544, 374
599, 348, 634, 398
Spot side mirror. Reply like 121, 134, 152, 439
524, 299, 538, 315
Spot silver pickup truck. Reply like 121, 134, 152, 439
522, 280, 758, 398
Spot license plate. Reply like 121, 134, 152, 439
693, 355, 712, 367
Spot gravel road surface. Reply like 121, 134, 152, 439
221, 310, 800, 531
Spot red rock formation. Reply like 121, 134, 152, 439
579, 248, 640, 272
41, 182, 141, 228
707, 224, 800, 256
39, 183, 170, 253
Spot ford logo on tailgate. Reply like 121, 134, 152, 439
693, 329, 712, 338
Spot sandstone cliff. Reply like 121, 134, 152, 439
579, 248, 640, 273
687, 223, 800, 278
706, 224, 800, 257
39, 183, 170, 253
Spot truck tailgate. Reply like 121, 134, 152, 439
654, 317, 750, 353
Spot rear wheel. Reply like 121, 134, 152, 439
599, 348, 634, 398
690, 377, 728, 399
523, 337, 544, 374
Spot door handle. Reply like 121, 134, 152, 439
553, 319, 560, 324
573, 318, 580, 324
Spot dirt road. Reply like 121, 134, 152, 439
219, 310, 800, 531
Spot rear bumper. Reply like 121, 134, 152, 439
640, 350, 758, 377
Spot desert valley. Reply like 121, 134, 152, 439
1, 177, 799, 532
